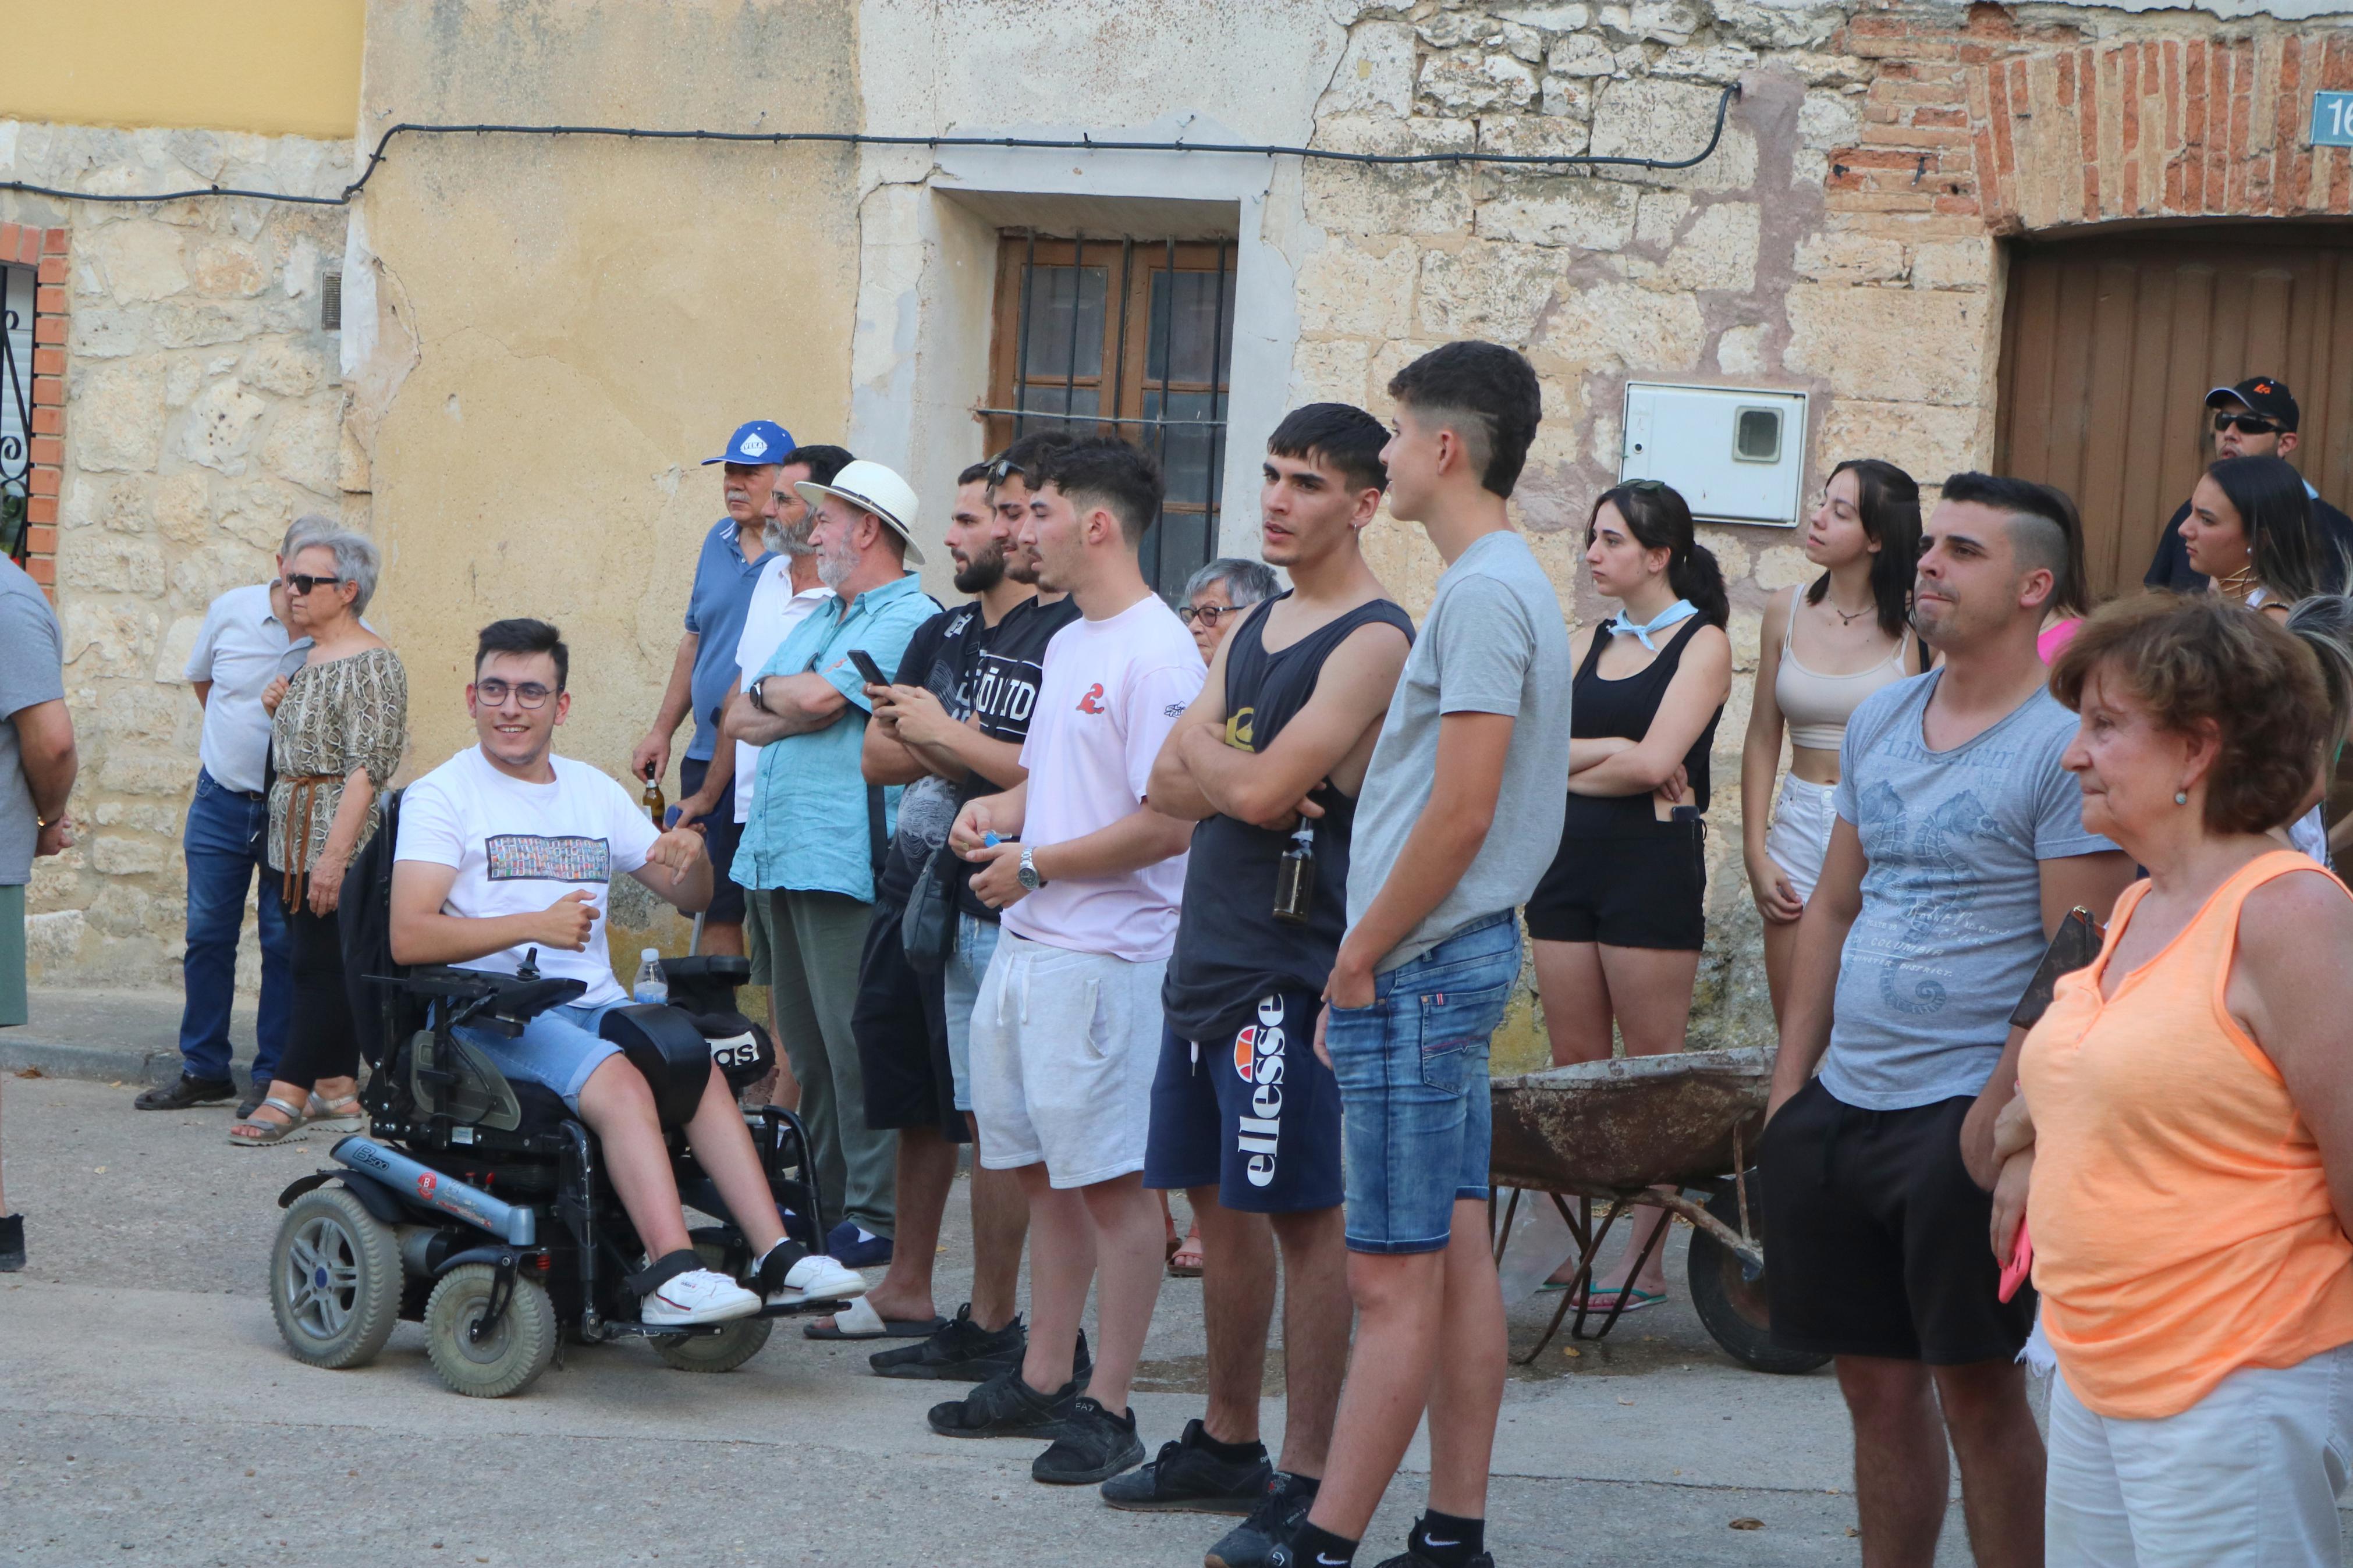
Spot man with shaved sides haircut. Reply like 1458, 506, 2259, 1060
1760, 472, 2135, 1567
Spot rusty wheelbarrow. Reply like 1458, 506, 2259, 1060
1488, 1046, 1827, 1374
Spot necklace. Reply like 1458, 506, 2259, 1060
2214, 563, 2260, 601
1825, 591, 1872, 625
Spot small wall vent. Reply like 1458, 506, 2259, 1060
321, 271, 343, 332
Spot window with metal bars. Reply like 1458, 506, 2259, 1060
0, 264, 30, 564
981, 233, 1238, 603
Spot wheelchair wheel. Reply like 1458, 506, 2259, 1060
424, 1264, 557, 1398
271, 1186, 402, 1371
1686, 1171, 1832, 1376
654, 1237, 772, 1373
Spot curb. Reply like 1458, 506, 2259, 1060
0, 1036, 183, 1087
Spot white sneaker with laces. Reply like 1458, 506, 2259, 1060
642, 1268, 762, 1327
765, 1251, 871, 1307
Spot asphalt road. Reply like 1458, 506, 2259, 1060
0, 1071, 1988, 1567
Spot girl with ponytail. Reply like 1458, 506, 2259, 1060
1524, 479, 1733, 1312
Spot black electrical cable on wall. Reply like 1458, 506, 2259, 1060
0, 83, 1742, 208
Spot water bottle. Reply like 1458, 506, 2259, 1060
632, 948, 668, 1005
1272, 820, 1316, 926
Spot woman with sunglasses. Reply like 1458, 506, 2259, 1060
1527, 479, 1731, 1313
1738, 459, 1923, 1019
230, 534, 407, 1146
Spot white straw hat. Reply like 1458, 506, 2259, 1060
795, 460, 925, 567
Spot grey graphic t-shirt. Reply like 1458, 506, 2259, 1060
1820, 673, 2113, 1111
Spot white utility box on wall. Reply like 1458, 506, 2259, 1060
1619, 382, 1812, 527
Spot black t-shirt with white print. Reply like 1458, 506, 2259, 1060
956, 593, 1083, 919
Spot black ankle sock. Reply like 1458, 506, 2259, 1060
1289, 1523, 1358, 1565
1198, 1429, 1266, 1465
1282, 1470, 1322, 1498
1410, 1510, 1485, 1567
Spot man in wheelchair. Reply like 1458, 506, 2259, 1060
389, 617, 867, 1327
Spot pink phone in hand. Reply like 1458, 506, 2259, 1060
1998, 1221, 2033, 1303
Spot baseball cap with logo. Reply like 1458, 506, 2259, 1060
701, 419, 796, 466
795, 458, 926, 567
2205, 377, 2299, 432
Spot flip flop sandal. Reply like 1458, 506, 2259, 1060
227, 1096, 312, 1147
1573, 1286, 1667, 1314
1166, 1238, 1205, 1279
305, 1092, 365, 1136
802, 1296, 948, 1341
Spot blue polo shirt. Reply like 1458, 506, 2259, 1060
683, 517, 774, 762
733, 573, 940, 902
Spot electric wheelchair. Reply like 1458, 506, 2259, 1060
267, 790, 842, 1398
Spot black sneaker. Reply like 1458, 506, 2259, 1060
927, 1369, 1081, 1439
1209, 1471, 1319, 1568
134, 1073, 236, 1111
1032, 1397, 1145, 1485
1100, 1418, 1269, 1513
872, 1304, 1025, 1381
0, 1214, 21, 1273
1368, 1551, 1494, 1568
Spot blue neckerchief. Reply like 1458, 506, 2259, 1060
1606, 598, 1698, 651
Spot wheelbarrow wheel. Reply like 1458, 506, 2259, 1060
1686, 1170, 1830, 1375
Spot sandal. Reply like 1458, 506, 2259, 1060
227, 1096, 311, 1147
1167, 1225, 1205, 1279
305, 1091, 365, 1136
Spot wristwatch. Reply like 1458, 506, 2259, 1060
1017, 845, 1046, 891
747, 675, 771, 714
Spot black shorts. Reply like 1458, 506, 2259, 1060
850, 899, 966, 1142
677, 756, 746, 925
1523, 829, 1706, 950
1143, 988, 1343, 1214
1759, 1077, 2031, 1364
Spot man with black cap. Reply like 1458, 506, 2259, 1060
629, 419, 790, 958
2145, 378, 2353, 592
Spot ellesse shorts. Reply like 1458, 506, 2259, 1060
1144, 986, 1344, 1215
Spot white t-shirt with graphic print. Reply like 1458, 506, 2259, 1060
396, 745, 660, 1008
1002, 593, 1204, 964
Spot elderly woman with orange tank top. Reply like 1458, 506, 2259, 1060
1738, 459, 1923, 1019
1990, 594, 2353, 1564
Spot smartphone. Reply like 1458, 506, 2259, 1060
846, 648, 889, 688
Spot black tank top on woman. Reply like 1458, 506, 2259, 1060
1162, 592, 1417, 1045
1559, 613, 1722, 838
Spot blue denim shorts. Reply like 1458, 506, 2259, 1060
455, 1001, 623, 1113
1325, 912, 1519, 1255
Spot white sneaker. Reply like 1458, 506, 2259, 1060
765, 1251, 871, 1308
641, 1268, 762, 1327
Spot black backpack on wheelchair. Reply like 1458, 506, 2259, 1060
267, 786, 835, 1398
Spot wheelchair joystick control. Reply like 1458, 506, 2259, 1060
517, 947, 541, 982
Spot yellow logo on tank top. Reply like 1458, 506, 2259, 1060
1225, 707, 1257, 751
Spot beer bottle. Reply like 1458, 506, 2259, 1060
641, 765, 666, 829
1272, 819, 1316, 926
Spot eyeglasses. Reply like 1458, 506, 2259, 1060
2214, 413, 2281, 436
1177, 603, 1238, 628
473, 679, 556, 709
285, 574, 342, 595
985, 457, 1026, 486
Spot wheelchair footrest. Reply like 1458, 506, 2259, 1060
603, 1319, 725, 1339
757, 1296, 857, 1320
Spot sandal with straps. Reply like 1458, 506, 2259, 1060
304, 1091, 365, 1137
226, 1096, 311, 1147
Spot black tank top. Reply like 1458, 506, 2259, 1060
1162, 593, 1417, 1044
1560, 613, 1722, 837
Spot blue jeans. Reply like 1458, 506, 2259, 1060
1325, 912, 1520, 1255
454, 1001, 623, 1113
942, 912, 1002, 1113
177, 768, 291, 1085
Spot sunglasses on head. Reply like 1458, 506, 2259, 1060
285, 573, 342, 595
471, 678, 555, 709
985, 457, 1025, 486
2214, 413, 2281, 436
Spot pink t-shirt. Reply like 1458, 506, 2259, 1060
1002, 593, 1205, 963
2038, 617, 2081, 664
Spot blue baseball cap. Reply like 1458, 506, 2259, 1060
701, 420, 794, 467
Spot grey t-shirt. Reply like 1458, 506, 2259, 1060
1348, 529, 1573, 973
1820, 673, 2114, 1111
0, 557, 66, 886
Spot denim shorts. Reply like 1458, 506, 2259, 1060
1325, 911, 1519, 1255
455, 1000, 623, 1113
942, 912, 1002, 1114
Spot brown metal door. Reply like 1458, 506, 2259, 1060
1996, 222, 2353, 600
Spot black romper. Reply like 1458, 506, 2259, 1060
1524, 614, 1722, 950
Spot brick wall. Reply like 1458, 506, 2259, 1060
5, 221, 68, 596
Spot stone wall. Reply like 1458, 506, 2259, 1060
3, 122, 352, 989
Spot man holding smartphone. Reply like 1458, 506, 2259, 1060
729, 458, 939, 1268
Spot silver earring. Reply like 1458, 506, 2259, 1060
2174, 791, 2189, 806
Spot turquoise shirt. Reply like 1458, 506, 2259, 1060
733, 572, 939, 902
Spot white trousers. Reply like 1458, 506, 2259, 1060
2047, 1342, 2353, 1567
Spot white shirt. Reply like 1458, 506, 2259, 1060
184, 584, 293, 794
395, 745, 660, 1008
1002, 595, 1204, 963
731, 560, 832, 823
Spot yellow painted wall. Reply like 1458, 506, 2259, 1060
0, 0, 361, 138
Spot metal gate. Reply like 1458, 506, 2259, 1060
0, 263, 31, 564
1996, 221, 2353, 599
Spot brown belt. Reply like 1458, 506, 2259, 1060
281, 774, 340, 906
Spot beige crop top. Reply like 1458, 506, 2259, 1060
1773, 585, 1914, 751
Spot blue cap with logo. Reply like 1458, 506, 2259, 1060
702, 420, 795, 466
